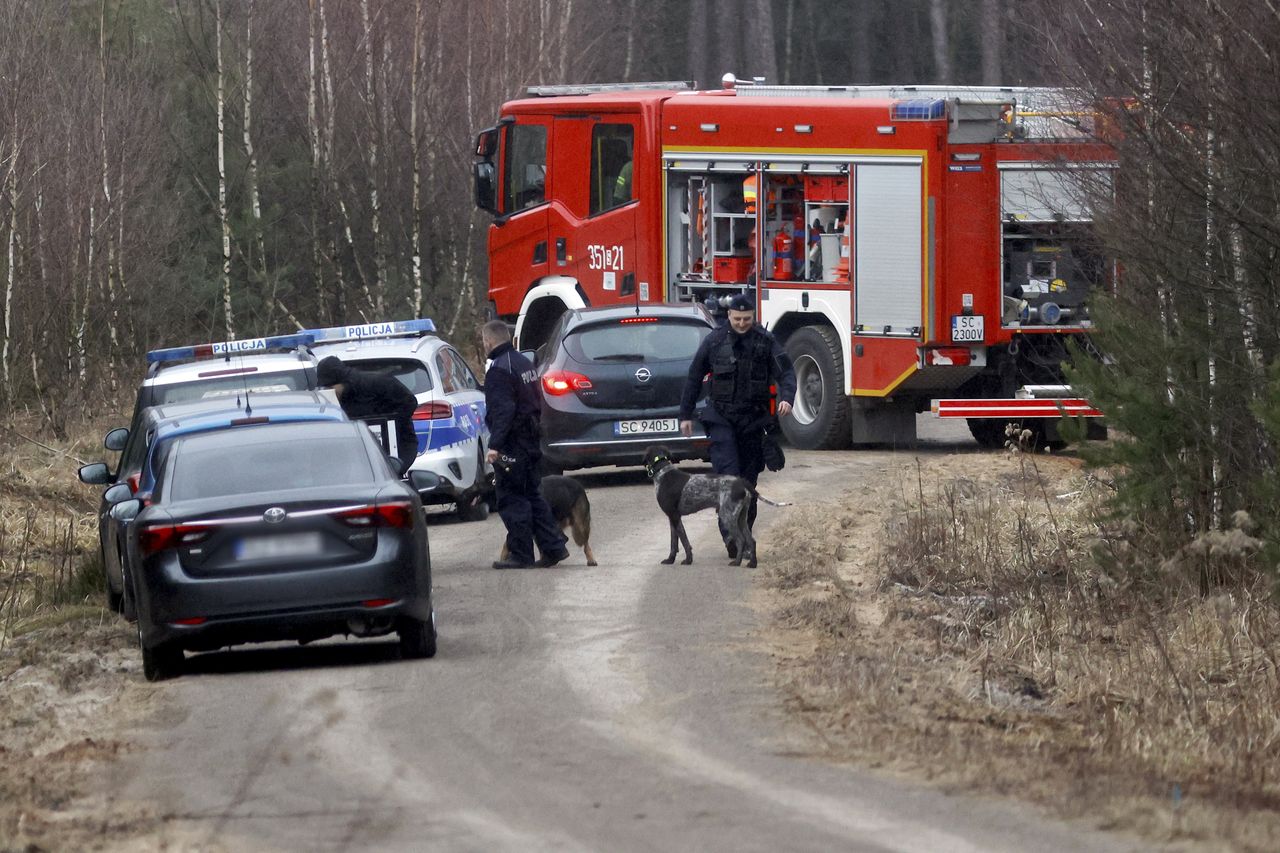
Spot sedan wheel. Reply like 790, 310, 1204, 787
398, 612, 437, 659
138, 623, 183, 682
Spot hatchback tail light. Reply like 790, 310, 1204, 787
138, 523, 213, 555
335, 501, 416, 529
542, 370, 593, 396
412, 400, 453, 420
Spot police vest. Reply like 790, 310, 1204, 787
709, 330, 772, 408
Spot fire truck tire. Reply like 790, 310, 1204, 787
780, 326, 852, 451
967, 418, 1008, 449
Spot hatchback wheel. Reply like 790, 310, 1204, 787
398, 613, 437, 659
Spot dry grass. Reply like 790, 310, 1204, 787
0, 411, 162, 850
761, 451, 1280, 851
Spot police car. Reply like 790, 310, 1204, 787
304, 319, 492, 520
80, 333, 320, 615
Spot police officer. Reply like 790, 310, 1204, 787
316, 355, 419, 472
480, 320, 569, 569
678, 294, 796, 556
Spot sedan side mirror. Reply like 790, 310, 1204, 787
104, 427, 129, 451
78, 462, 112, 485
409, 470, 442, 494
386, 457, 407, 478
109, 499, 142, 523
103, 482, 134, 504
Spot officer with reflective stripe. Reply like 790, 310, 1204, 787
678, 294, 796, 556
480, 320, 569, 569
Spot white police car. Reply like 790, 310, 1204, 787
305, 319, 492, 520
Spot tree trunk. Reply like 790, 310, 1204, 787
410, 0, 424, 316
928, 0, 952, 83
215, 0, 234, 339
980, 0, 1003, 84
243, 0, 271, 322
360, 0, 387, 314
850, 0, 871, 83
744, 0, 778, 82
3, 141, 15, 397
307, 0, 325, 318
686, 0, 709, 87
713, 0, 740, 82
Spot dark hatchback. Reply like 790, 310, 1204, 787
110, 419, 437, 681
534, 303, 714, 472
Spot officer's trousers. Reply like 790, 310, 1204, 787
495, 452, 567, 564
705, 417, 765, 540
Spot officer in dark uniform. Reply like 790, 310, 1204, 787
480, 320, 569, 569
678, 294, 796, 555
316, 355, 419, 471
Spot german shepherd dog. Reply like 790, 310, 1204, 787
498, 474, 597, 566
643, 445, 790, 568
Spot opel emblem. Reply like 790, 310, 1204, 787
635, 367, 652, 383
263, 507, 287, 524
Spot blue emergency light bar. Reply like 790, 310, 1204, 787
145, 332, 316, 365
302, 318, 437, 344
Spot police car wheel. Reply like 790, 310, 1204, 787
457, 495, 490, 522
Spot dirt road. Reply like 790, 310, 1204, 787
97, 420, 1145, 852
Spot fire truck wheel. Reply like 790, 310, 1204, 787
967, 418, 1008, 449
780, 326, 852, 451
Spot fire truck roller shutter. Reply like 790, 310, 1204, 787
854, 161, 923, 337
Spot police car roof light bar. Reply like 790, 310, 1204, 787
145, 332, 317, 365
302, 318, 437, 344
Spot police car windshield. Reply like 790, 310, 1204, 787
152, 370, 309, 405
162, 423, 376, 502
567, 319, 709, 363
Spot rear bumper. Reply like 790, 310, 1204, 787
540, 400, 712, 470
931, 397, 1102, 418
136, 540, 431, 650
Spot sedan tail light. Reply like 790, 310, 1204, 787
138, 523, 213, 555
542, 370, 593, 396
335, 501, 416, 529
412, 400, 453, 420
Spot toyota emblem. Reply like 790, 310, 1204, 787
634, 367, 652, 383
263, 507, 287, 524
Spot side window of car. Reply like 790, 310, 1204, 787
435, 352, 459, 395
444, 348, 480, 391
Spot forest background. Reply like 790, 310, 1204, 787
2, 0, 1280, 560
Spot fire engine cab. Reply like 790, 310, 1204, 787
474, 77, 1112, 450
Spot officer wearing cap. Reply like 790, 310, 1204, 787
316, 355, 419, 471
678, 293, 796, 556
480, 320, 569, 569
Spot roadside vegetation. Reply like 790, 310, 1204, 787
762, 448, 1280, 851
0, 417, 157, 851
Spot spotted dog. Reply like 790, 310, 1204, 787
643, 445, 790, 568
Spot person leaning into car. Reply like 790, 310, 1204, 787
316, 355, 419, 472
480, 320, 569, 569
678, 293, 796, 556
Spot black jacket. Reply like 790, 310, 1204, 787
679, 324, 796, 422
333, 367, 419, 462
484, 342, 543, 455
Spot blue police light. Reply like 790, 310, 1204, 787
146, 332, 316, 365
303, 318, 437, 344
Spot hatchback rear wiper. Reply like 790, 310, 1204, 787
593, 353, 647, 361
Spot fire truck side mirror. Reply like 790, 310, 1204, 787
475, 161, 499, 216
475, 127, 499, 159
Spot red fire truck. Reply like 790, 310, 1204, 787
473, 78, 1112, 449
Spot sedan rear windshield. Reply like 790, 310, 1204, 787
342, 358, 433, 394
565, 319, 710, 363
153, 369, 310, 405
162, 423, 376, 502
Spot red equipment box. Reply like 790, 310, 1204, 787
805, 175, 849, 203
714, 256, 753, 282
